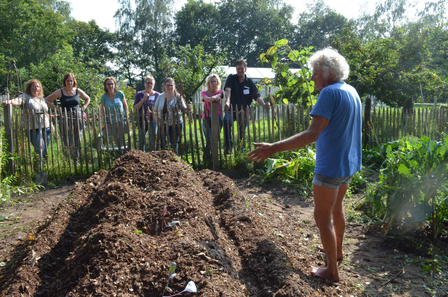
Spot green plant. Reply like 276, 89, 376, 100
262, 147, 316, 193
366, 135, 448, 237
259, 39, 315, 106
0, 128, 42, 206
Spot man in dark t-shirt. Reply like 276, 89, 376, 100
223, 59, 270, 153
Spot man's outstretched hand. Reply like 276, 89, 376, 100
247, 142, 275, 163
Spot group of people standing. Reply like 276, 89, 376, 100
2, 48, 362, 282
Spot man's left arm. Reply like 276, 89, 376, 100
249, 79, 270, 110
255, 97, 270, 110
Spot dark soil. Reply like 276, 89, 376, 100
0, 150, 447, 296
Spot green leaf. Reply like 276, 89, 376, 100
409, 203, 433, 223
168, 262, 177, 276
397, 164, 411, 177
266, 45, 278, 55
275, 39, 288, 47
282, 98, 289, 104
287, 50, 298, 62
270, 53, 278, 69
132, 230, 142, 234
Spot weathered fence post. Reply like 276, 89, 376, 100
211, 101, 219, 170
3, 97, 15, 173
364, 97, 371, 146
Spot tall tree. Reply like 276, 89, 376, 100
114, 0, 175, 86
293, 1, 355, 50
174, 0, 221, 54
69, 20, 116, 74
159, 43, 227, 103
0, 0, 72, 87
356, 0, 409, 39
216, 0, 295, 66
333, 24, 447, 107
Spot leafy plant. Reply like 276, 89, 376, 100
259, 39, 315, 106
366, 135, 448, 237
262, 147, 316, 194
0, 128, 41, 206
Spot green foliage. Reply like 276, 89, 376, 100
69, 20, 116, 73
118, 82, 136, 103
159, 43, 227, 103
0, 128, 41, 206
20, 45, 106, 105
0, 0, 73, 88
262, 147, 316, 194
174, 0, 295, 66
293, 0, 356, 49
174, 0, 221, 55
333, 0, 448, 107
114, 0, 175, 86
259, 39, 315, 106
366, 136, 448, 237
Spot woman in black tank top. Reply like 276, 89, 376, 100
45, 73, 91, 162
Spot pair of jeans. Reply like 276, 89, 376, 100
27, 127, 51, 169
161, 123, 183, 155
223, 110, 248, 151
138, 120, 157, 152
202, 117, 222, 158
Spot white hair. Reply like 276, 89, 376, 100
307, 48, 350, 81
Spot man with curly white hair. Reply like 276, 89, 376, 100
248, 47, 362, 282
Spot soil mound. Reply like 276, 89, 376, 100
0, 150, 317, 296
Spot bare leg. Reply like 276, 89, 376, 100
333, 183, 348, 261
310, 184, 340, 282
317, 183, 348, 261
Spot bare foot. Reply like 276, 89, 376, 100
316, 245, 343, 261
310, 266, 340, 282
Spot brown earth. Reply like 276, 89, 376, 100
0, 150, 447, 296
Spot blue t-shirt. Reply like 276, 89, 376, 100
100, 90, 126, 123
310, 82, 362, 177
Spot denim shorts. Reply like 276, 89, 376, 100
312, 174, 354, 189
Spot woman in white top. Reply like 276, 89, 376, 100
2, 79, 53, 168
153, 78, 190, 153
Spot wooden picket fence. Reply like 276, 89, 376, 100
1, 100, 448, 177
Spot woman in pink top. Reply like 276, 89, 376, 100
201, 74, 223, 159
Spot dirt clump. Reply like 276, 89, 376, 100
0, 150, 334, 296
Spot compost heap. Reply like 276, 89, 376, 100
1, 150, 321, 296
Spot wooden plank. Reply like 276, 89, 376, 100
266, 105, 271, 143
192, 104, 200, 164
187, 110, 195, 165
134, 109, 140, 151
53, 108, 61, 175
198, 103, 206, 159
381, 108, 385, 143
251, 105, 256, 149
246, 106, 251, 151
